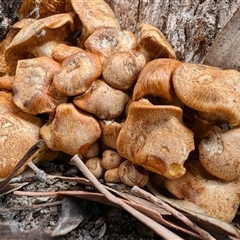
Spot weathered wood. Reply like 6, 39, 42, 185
105, 0, 240, 62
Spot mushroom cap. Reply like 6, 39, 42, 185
172, 62, 240, 127
5, 13, 74, 75
85, 157, 105, 179
0, 18, 36, 76
18, 0, 71, 19
13, 56, 67, 115
53, 52, 102, 96
73, 80, 129, 120
85, 27, 138, 62
116, 99, 195, 179
40, 103, 101, 155
102, 50, 146, 90
100, 149, 123, 170
139, 23, 176, 61
71, 0, 121, 46
0, 91, 43, 178
51, 43, 85, 63
164, 160, 240, 223
133, 58, 182, 105
199, 125, 240, 181
0, 76, 15, 91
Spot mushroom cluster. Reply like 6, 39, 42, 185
1, 0, 240, 223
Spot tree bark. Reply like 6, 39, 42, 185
105, 0, 240, 63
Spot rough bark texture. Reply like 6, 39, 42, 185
105, 0, 240, 63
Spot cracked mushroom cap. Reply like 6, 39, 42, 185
0, 91, 43, 178
71, 0, 121, 47
199, 125, 240, 181
13, 56, 67, 115
102, 50, 146, 90
85, 27, 138, 63
40, 103, 101, 156
53, 51, 102, 96
172, 62, 240, 127
139, 24, 176, 62
116, 99, 195, 179
133, 58, 182, 106
164, 160, 240, 223
73, 80, 129, 120
5, 13, 74, 75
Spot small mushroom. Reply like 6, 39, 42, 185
71, 0, 121, 47
0, 91, 43, 178
83, 140, 101, 159
102, 50, 146, 90
199, 125, 240, 181
13, 56, 67, 115
98, 120, 123, 149
104, 167, 121, 183
172, 62, 240, 127
73, 80, 129, 120
164, 160, 240, 223
85, 27, 138, 63
118, 160, 149, 187
40, 103, 101, 155
139, 23, 176, 62
53, 52, 102, 96
100, 149, 123, 170
51, 43, 85, 63
85, 157, 105, 179
5, 13, 74, 75
133, 58, 182, 106
116, 99, 195, 179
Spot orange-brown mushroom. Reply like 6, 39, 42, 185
133, 58, 182, 106
172, 62, 240, 127
40, 103, 101, 156
5, 13, 74, 75
0, 91, 43, 178
102, 50, 146, 90
164, 160, 240, 223
139, 23, 176, 62
71, 0, 121, 47
199, 125, 240, 181
13, 56, 67, 115
73, 80, 129, 120
85, 27, 138, 63
53, 52, 102, 96
116, 99, 195, 179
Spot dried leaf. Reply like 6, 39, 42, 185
51, 197, 84, 237
203, 5, 240, 70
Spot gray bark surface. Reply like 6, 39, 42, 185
105, 0, 240, 63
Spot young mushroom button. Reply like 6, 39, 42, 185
40, 103, 101, 156
116, 99, 195, 179
172, 62, 240, 127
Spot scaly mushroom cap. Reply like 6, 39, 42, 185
73, 80, 129, 120
18, 0, 72, 19
40, 103, 101, 156
71, 0, 121, 47
53, 52, 102, 96
5, 13, 74, 75
116, 99, 195, 179
199, 125, 240, 181
102, 50, 146, 90
172, 62, 240, 127
164, 160, 240, 223
51, 43, 85, 63
0, 91, 43, 178
139, 24, 176, 62
0, 18, 36, 76
133, 58, 182, 105
13, 56, 67, 115
85, 27, 138, 63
